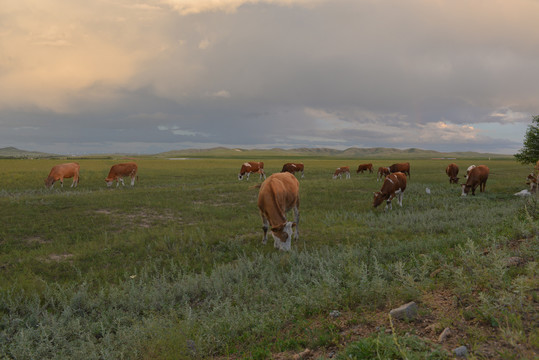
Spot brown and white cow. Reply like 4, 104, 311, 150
238, 161, 266, 181
373, 172, 407, 210
281, 163, 305, 178
461, 165, 489, 196
356, 163, 373, 174
377, 167, 390, 182
445, 163, 459, 184
465, 165, 476, 179
389, 162, 410, 178
257, 172, 300, 251
44, 163, 80, 189
105, 162, 138, 187
526, 173, 538, 193
333, 166, 350, 179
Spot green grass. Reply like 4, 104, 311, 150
0, 157, 537, 359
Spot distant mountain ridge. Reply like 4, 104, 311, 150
156, 147, 512, 159
0, 147, 59, 158
0, 146, 513, 159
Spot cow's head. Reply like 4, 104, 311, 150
44, 177, 54, 188
105, 177, 114, 187
238, 173, 244, 180
461, 184, 471, 196
372, 191, 386, 208
450, 176, 460, 184
271, 221, 295, 250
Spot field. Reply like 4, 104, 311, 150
0, 157, 537, 359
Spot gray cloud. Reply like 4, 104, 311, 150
1, 0, 538, 154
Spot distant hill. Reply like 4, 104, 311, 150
155, 147, 512, 160
0, 147, 59, 158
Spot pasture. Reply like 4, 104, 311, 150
0, 157, 537, 359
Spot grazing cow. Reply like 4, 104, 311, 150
526, 173, 538, 193
333, 166, 351, 179
281, 163, 305, 178
44, 163, 80, 189
377, 167, 390, 182
465, 165, 476, 179
389, 162, 410, 178
445, 163, 460, 184
238, 161, 266, 181
105, 162, 138, 187
356, 163, 373, 174
257, 172, 300, 251
373, 172, 407, 210
461, 165, 489, 196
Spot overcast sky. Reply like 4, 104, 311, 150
1, 0, 538, 154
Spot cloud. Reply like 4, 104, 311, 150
489, 107, 530, 124
160, 0, 317, 15
158, 125, 210, 137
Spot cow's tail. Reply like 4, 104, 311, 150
249, 184, 262, 190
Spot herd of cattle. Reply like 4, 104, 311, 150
44, 162, 138, 189
43, 159, 539, 251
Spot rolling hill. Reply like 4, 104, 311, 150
155, 146, 513, 160
0, 147, 59, 158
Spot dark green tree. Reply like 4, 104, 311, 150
514, 115, 539, 165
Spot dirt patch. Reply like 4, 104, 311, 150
93, 208, 180, 229
45, 253, 74, 263
25, 236, 51, 245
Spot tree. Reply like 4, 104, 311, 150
514, 115, 539, 165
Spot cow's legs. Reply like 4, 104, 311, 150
120, 178, 125, 186
346, 172, 350, 179
60, 178, 64, 188
130, 176, 135, 186
397, 190, 404, 206
293, 206, 300, 239
261, 217, 269, 245
246, 172, 250, 181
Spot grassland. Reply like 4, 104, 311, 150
0, 157, 537, 359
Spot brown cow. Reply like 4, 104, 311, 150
445, 163, 459, 184
389, 162, 410, 178
526, 173, 538, 193
238, 161, 266, 181
281, 163, 305, 178
105, 162, 138, 187
377, 167, 390, 182
257, 172, 300, 251
465, 165, 476, 179
356, 163, 373, 174
333, 166, 350, 179
373, 172, 407, 210
44, 163, 80, 189
461, 165, 489, 196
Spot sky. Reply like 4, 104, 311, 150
1, 0, 538, 155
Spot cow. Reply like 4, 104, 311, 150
238, 161, 266, 181
356, 163, 373, 174
461, 165, 489, 196
333, 166, 351, 179
373, 172, 407, 210
377, 167, 390, 182
465, 165, 476, 179
105, 162, 138, 187
445, 163, 460, 184
526, 173, 538, 193
389, 162, 410, 178
257, 172, 300, 251
44, 163, 80, 189
281, 163, 305, 178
